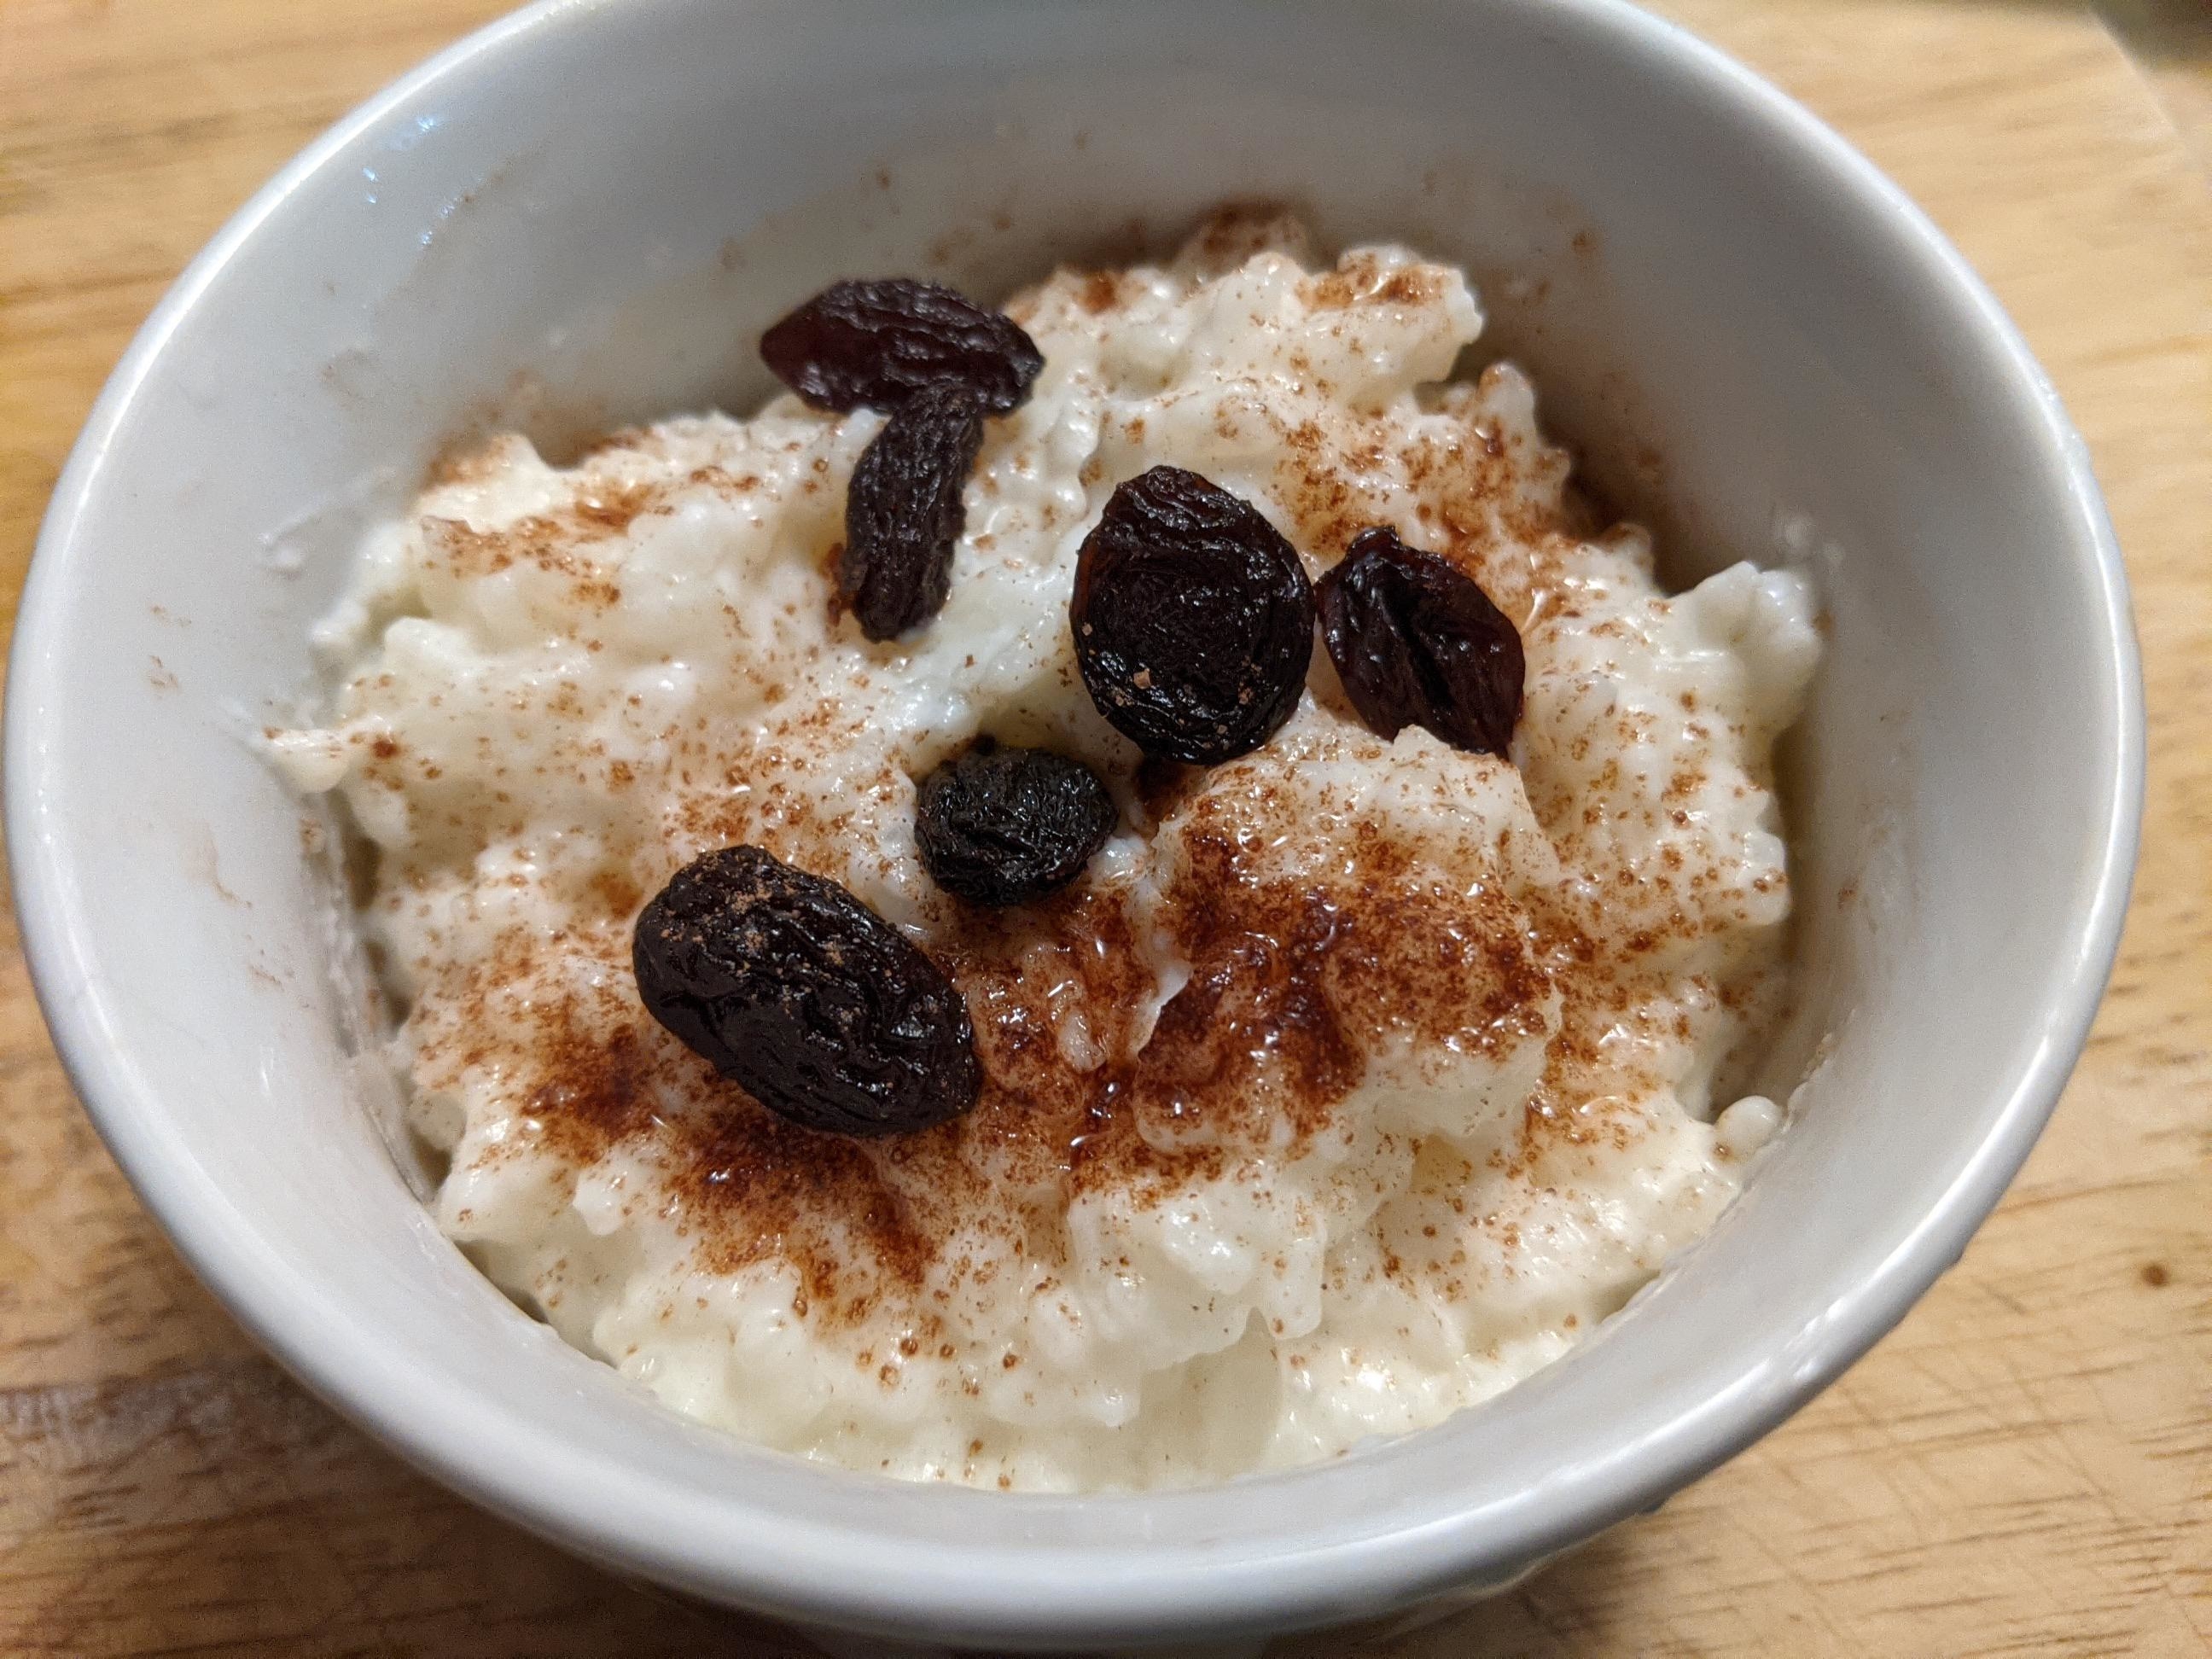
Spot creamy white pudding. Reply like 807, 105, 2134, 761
270, 212, 1819, 1491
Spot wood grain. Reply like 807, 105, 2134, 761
3, 2, 2207, 1653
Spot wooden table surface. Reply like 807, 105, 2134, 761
3, 2, 2208, 1653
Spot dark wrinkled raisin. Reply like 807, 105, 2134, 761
916, 739, 1119, 907
840, 382, 986, 640
632, 845, 981, 1138
760, 277, 1043, 414
1318, 526, 1524, 756
1069, 466, 1315, 765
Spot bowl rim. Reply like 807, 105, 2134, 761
5, 0, 2145, 1643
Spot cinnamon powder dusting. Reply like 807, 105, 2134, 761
416, 777, 1589, 1330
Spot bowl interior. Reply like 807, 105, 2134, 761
8, 0, 2135, 1645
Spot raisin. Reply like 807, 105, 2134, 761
760, 277, 1043, 414
1318, 526, 1524, 756
1069, 466, 1315, 765
840, 382, 986, 640
632, 845, 981, 1138
916, 739, 1119, 907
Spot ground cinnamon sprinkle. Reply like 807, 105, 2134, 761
410, 757, 1604, 1326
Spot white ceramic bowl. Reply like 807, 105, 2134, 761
7, 0, 2141, 1648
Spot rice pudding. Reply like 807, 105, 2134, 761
269, 210, 1820, 1491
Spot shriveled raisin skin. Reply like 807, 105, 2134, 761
1070, 466, 1315, 765
1318, 526, 1525, 757
841, 382, 986, 641
632, 845, 981, 1138
760, 277, 1043, 414
916, 740, 1119, 907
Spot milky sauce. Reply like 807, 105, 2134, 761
270, 212, 1819, 1490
